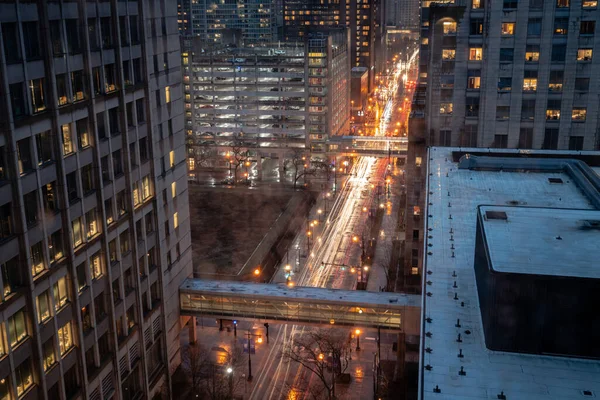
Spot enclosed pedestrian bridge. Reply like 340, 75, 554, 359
179, 279, 421, 335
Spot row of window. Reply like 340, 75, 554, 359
436, 126, 585, 150
439, 101, 588, 121
1, 16, 140, 65
463, 74, 590, 93
460, 19, 597, 37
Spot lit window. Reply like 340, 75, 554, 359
169, 150, 175, 168
29, 78, 46, 113
188, 157, 196, 171
440, 103, 453, 114
165, 86, 171, 103
53, 276, 68, 311
469, 48, 483, 60
583, 0, 597, 7
62, 124, 74, 156
90, 252, 103, 279
57, 321, 73, 356
15, 360, 32, 397
132, 183, 141, 206
142, 176, 151, 200
443, 21, 457, 35
523, 78, 537, 91
557, 0, 569, 7
72, 217, 83, 247
546, 109, 561, 120
411, 267, 419, 275
171, 181, 177, 199
42, 340, 55, 371
472, 0, 482, 8
173, 212, 179, 229
525, 50, 539, 62
442, 49, 455, 60
413, 206, 421, 216
31, 241, 45, 277
8, 309, 27, 348
36, 291, 51, 324
415, 157, 422, 167
572, 108, 587, 121
468, 76, 481, 89
501, 23, 515, 35
577, 49, 593, 61
421, 38, 429, 45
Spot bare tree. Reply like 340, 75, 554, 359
227, 134, 250, 183
280, 329, 352, 400
181, 341, 245, 400
287, 149, 318, 189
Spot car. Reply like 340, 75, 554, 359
220, 178, 235, 185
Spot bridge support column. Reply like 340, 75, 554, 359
393, 332, 405, 382
189, 317, 197, 344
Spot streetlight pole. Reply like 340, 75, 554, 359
355, 329, 361, 351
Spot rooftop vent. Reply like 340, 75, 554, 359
485, 211, 508, 221
581, 220, 600, 231
548, 177, 564, 184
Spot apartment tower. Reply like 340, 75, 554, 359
0, 0, 192, 399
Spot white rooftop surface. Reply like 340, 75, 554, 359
480, 206, 600, 279
421, 147, 600, 400
181, 279, 421, 309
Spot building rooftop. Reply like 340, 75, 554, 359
479, 206, 600, 279
420, 147, 600, 400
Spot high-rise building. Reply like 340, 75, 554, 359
0, 1, 192, 399
282, 0, 381, 91
404, 0, 600, 290
177, 0, 278, 45
396, 0, 419, 30
185, 29, 351, 178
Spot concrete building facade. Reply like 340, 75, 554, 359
405, 0, 600, 291
186, 30, 351, 178
0, 1, 192, 399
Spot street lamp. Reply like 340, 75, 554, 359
226, 367, 233, 399
355, 329, 361, 351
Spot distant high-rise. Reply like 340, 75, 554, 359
0, 1, 192, 399
282, 0, 382, 90
177, 0, 277, 45
404, 0, 600, 290
396, 0, 419, 30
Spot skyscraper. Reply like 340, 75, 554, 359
405, 0, 600, 290
0, 1, 192, 399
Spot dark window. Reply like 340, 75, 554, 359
56, 74, 69, 106
465, 97, 479, 117
81, 305, 92, 332
116, 191, 127, 216
554, 18, 569, 35
503, 0, 518, 9
35, 130, 53, 166
64, 366, 79, 398
23, 191, 38, 227
95, 295, 106, 324
500, 48, 514, 62
104, 64, 117, 92
496, 106, 510, 120
439, 130, 452, 146
2, 23, 21, 63
575, 78, 590, 91
460, 125, 478, 147
136, 98, 145, 123
81, 164, 94, 194
493, 134, 508, 148
133, 59, 142, 84
65, 19, 81, 54
519, 127, 533, 148
470, 19, 483, 35
528, 18, 542, 36
0, 203, 13, 240
130, 16, 139, 44
119, 16, 128, 46
498, 77, 512, 91
569, 136, 584, 150
120, 230, 130, 254
530, 0, 543, 7
76, 118, 90, 149
10, 83, 26, 118
551, 45, 566, 62
66, 172, 78, 202
17, 138, 33, 174
22, 21, 41, 60
92, 67, 102, 95
76, 263, 86, 292
581, 21, 595, 34
49, 20, 64, 56
543, 128, 559, 149
139, 137, 148, 162
88, 18, 99, 50
126, 102, 135, 127
113, 150, 123, 177
97, 111, 107, 139
101, 156, 110, 183
123, 60, 132, 87
29, 78, 47, 113
521, 99, 536, 120
549, 70, 564, 91
101, 17, 113, 48
109, 107, 120, 135
48, 232, 63, 267
71, 70, 86, 102
412, 230, 419, 240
